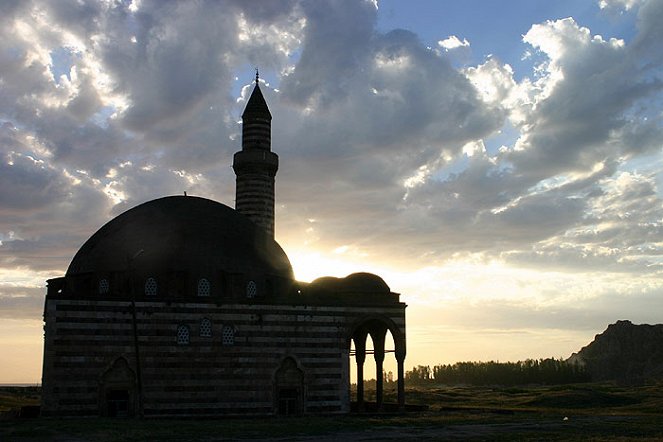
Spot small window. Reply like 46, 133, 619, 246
99, 279, 110, 294
200, 318, 212, 337
246, 280, 257, 298
197, 278, 211, 297
177, 325, 190, 345
145, 277, 157, 296
222, 325, 235, 346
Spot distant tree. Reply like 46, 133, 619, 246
405, 365, 431, 385
408, 358, 590, 386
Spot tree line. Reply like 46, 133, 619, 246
404, 358, 590, 386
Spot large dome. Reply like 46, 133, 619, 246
67, 195, 293, 280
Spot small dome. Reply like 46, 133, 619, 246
67, 196, 293, 280
308, 273, 390, 294
343, 273, 390, 293
308, 276, 342, 293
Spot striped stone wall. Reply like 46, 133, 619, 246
41, 298, 406, 417
241, 112, 271, 151
234, 161, 277, 237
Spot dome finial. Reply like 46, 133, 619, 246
255, 67, 259, 85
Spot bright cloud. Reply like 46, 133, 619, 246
438, 35, 470, 51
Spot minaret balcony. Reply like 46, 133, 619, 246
233, 150, 279, 176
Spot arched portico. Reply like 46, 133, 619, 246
349, 315, 406, 411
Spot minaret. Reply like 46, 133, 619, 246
233, 71, 279, 237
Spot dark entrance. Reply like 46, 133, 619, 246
277, 387, 299, 415
274, 357, 304, 415
106, 389, 130, 417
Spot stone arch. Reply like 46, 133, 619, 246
348, 314, 406, 411
98, 357, 137, 417
348, 314, 406, 357
273, 356, 305, 416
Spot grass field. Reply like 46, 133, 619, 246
1, 383, 662, 441
0, 386, 40, 414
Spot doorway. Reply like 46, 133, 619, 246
106, 389, 130, 417
274, 357, 304, 415
100, 357, 136, 417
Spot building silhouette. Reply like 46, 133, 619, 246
41, 76, 407, 417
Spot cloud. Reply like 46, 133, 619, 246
509, 17, 662, 179
0, 284, 47, 319
599, 0, 643, 11
0, 0, 662, 343
2, 1, 661, 272
377, 11, 662, 272
438, 35, 470, 51
279, 0, 377, 107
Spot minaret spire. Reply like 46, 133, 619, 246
232, 74, 279, 238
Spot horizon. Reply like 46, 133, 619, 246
1, 0, 662, 383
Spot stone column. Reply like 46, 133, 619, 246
397, 354, 405, 410
396, 334, 407, 411
372, 328, 387, 411
354, 333, 367, 411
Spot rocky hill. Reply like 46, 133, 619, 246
569, 320, 663, 384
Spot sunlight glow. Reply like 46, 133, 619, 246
288, 249, 378, 282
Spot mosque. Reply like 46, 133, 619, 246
41, 75, 407, 417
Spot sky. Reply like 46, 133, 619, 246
1, 0, 662, 384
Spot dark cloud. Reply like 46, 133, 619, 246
0, 135, 67, 211
272, 18, 504, 252
633, 0, 663, 64
280, 0, 376, 106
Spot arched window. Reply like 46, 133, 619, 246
197, 278, 211, 297
145, 277, 157, 296
222, 325, 235, 346
200, 318, 212, 337
246, 280, 257, 298
99, 279, 110, 294
177, 325, 190, 345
